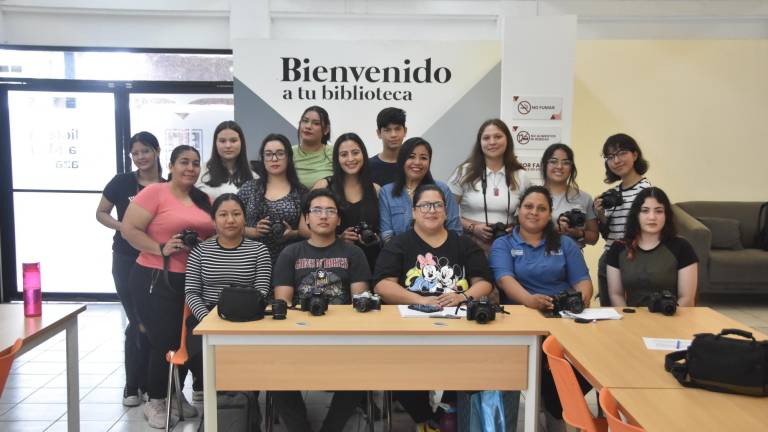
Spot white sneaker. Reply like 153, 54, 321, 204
143, 398, 178, 429
192, 390, 204, 402
170, 391, 199, 418
122, 387, 141, 407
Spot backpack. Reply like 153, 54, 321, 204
757, 202, 768, 250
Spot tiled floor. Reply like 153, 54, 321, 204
1, 298, 767, 432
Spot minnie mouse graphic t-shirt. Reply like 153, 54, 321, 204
373, 229, 492, 296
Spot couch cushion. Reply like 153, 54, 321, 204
709, 249, 768, 284
697, 217, 744, 250
677, 201, 763, 248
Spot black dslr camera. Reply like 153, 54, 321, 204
489, 222, 510, 240
352, 292, 381, 313
270, 221, 285, 238
648, 290, 677, 316
552, 289, 585, 316
271, 299, 288, 320
300, 289, 328, 316
179, 229, 200, 248
466, 296, 507, 324
354, 221, 378, 245
560, 209, 586, 228
600, 189, 624, 209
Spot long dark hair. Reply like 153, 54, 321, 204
329, 133, 377, 208
392, 137, 435, 197
602, 133, 649, 184
457, 119, 525, 191
518, 186, 561, 255
168, 145, 211, 214
297, 105, 331, 145
128, 131, 162, 177
622, 187, 676, 260
540, 143, 580, 201
204, 121, 253, 188
254, 133, 304, 192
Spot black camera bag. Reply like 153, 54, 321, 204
664, 328, 768, 396
217, 286, 266, 322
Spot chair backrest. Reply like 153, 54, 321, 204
542, 335, 601, 432
166, 305, 192, 365
0, 338, 24, 397
599, 388, 645, 432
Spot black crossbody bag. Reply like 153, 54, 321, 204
664, 328, 768, 397
217, 285, 267, 322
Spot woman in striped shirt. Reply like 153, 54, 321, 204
185, 193, 272, 321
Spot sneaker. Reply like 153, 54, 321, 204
122, 386, 141, 407
192, 390, 204, 402
144, 398, 178, 429
170, 391, 199, 418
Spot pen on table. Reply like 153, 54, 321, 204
429, 314, 461, 319
675, 340, 680, 349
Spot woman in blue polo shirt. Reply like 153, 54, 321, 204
489, 185, 593, 430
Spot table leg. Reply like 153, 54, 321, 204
65, 316, 80, 432
203, 335, 217, 431
523, 335, 541, 432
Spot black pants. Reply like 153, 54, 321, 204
272, 391, 363, 432
392, 391, 439, 424
597, 251, 610, 306
112, 252, 150, 392
131, 263, 201, 399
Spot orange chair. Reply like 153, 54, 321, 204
165, 305, 193, 431
0, 338, 23, 398
599, 388, 645, 432
542, 335, 607, 432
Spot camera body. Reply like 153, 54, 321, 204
466, 296, 496, 324
648, 290, 677, 316
489, 222, 509, 240
560, 209, 586, 228
300, 289, 328, 316
271, 299, 288, 320
270, 221, 285, 238
352, 292, 381, 313
354, 221, 377, 245
552, 289, 585, 315
600, 189, 624, 209
179, 229, 200, 248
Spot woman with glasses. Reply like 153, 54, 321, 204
307, 132, 382, 271
449, 119, 530, 255
595, 133, 651, 305
540, 143, 599, 247
379, 137, 462, 242
293, 105, 334, 188
374, 184, 493, 431
96, 131, 163, 407
196, 121, 257, 200
238, 133, 308, 263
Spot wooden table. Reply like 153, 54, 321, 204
194, 305, 550, 432
608, 387, 768, 432
0, 303, 86, 432
545, 307, 767, 390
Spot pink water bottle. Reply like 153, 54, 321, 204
22, 263, 42, 317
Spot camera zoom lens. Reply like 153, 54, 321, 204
475, 311, 490, 324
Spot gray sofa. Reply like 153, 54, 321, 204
673, 201, 768, 294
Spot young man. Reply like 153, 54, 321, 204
272, 188, 371, 432
369, 107, 407, 186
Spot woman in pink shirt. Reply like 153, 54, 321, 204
122, 144, 215, 428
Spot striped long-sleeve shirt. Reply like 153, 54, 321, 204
185, 237, 272, 321
601, 178, 651, 251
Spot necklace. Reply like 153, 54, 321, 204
489, 171, 504, 196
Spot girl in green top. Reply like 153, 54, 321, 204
293, 105, 334, 188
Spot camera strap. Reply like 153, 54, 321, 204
481, 169, 510, 227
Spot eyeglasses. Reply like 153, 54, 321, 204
414, 201, 445, 213
264, 151, 286, 161
603, 149, 631, 162
547, 158, 573, 167
308, 207, 338, 216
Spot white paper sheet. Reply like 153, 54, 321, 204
559, 308, 623, 321
398, 304, 467, 318
642, 337, 692, 351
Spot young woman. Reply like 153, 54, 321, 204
595, 133, 651, 306
238, 133, 307, 263
307, 133, 381, 271
121, 145, 215, 429
379, 137, 462, 242
540, 143, 599, 247
489, 186, 593, 430
374, 184, 493, 431
185, 193, 272, 321
293, 105, 333, 188
607, 187, 698, 307
449, 119, 531, 254
196, 120, 256, 200
96, 131, 162, 407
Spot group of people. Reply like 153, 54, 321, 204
97, 106, 699, 431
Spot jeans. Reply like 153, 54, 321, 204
112, 252, 150, 392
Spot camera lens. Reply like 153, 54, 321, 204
475, 311, 490, 324
662, 303, 676, 316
